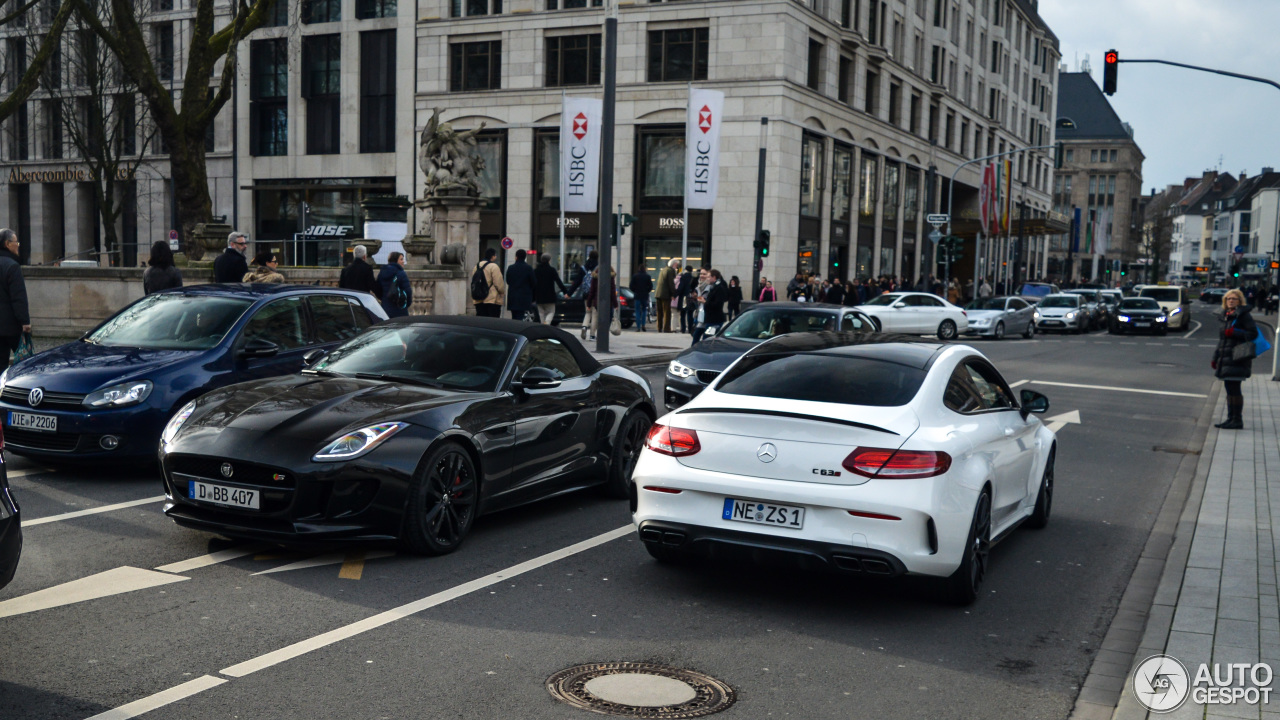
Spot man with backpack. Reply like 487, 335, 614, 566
472, 248, 505, 317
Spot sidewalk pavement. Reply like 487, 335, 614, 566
1072, 373, 1280, 720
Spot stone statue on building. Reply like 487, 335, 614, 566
418, 109, 487, 198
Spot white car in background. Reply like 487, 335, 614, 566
1138, 285, 1193, 331
632, 333, 1057, 605
854, 292, 969, 339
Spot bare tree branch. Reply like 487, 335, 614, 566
0, 0, 74, 124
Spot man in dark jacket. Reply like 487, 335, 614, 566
505, 249, 537, 320
694, 269, 729, 344
213, 232, 249, 283
825, 277, 846, 305
376, 252, 412, 318
0, 229, 30, 372
339, 244, 377, 296
630, 267, 653, 331
533, 254, 568, 325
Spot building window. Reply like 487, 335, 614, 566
832, 143, 853, 223
474, 131, 505, 211
959, 119, 968, 157
1109, 149, 1118, 162
154, 23, 174, 82
840, 0, 852, 28
883, 160, 900, 222
5, 39, 25, 94
8, 104, 27, 160
800, 134, 823, 217
888, 80, 901, 126
451, 0, 500, 16
864, 70, 879, 116
859, 152, 878, 222
115, 94, 136, 156
909, 92, 921, 135
360, 30, 395, 153
944, 111, 954, 150
1090, 148, 1098, 163
250, 38, 288, 157
868, 0, 880, 44
806, 39, 822, 92
302, 35, 341, 155
41, 100, 61, 159
152, 0, 172, 11
303, 0, 341, 23
1065, 148, 1073, 162
547, 34, 601, 87
990, 41, 1000, 72
647, 28, 708, 83
932, 0, 944, 26
357, 0, 397, 18
547, 0, 601, 8
450, 40, 501, 91
638, 127, 685, 212
262, 0, 289, 26
837, 56, 851, 103
930, 45, 944, 84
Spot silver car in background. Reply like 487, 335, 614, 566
964, 296, 1036, 339
1034, 294, 1090, 334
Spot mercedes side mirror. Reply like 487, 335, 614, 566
1020, 389, 1050, 419
239, 337, 281, 359
893, 302, 907, 308
512, 366, 561, 393
302, 348, 328, 366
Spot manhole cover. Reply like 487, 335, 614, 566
547, 662, 735, 718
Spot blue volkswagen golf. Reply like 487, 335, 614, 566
0, 285, 387, 464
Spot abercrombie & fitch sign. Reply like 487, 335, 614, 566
7, 166, 134, 183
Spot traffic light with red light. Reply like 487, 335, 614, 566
1103, 50, 1118, 95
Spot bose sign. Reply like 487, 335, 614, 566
684, 89, 724, 211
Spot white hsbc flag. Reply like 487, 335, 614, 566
560, 96, 603, 214
684, 88, 725, 210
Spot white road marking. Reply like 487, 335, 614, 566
1044, 410, 1082, 433
0, 566, 188, 620
221, 524, 633, 677
84, 675, 227, 720
23, 496, 165, 527
1198, 344, 1215, 348
5, 466, 56, 479
1009, 379, 1029, 388
1172, 344, 1189, 347
155, 546, 265, 574
1030, 380, 1208, 398
252, 551, 395, 576
1185, 321, 1202, 338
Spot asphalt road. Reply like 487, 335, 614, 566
0, 302, 1239, 719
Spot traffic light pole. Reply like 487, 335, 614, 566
595, 3, 617, 353
1116, 59, 1280, 93
752, 118, 768, 299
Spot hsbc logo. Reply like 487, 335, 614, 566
698, 105, 712, 134
573, 112, 588, 141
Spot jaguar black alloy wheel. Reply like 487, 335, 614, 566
402, 443, 478, 555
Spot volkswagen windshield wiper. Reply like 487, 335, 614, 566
354, 372, 444, 389
301, 368, 343, 377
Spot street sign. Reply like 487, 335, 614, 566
500, 236, 514, 250
1235, 245, 1246, 253
168, 230, 179, 250
926, 213, 949, 226
1259, 257, 1268, 269
928, 230, 943, 243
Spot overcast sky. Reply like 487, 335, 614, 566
1039, 0, 1280, 194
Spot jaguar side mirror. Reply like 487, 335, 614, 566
512, 366, 561, 393
1020, 389, 1050, 419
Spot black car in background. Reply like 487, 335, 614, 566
1109, 297, 1169, 335
552, 285, 635, 329
161, 316, 656, 554
1200, 287, 1228, 304
664, 302, 875, 410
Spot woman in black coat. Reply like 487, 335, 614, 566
1211, 289, 1258, 429
143, 241, 183, 295
727, 276, 743, 320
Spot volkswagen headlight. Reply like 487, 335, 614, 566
83, 380, 153, 408
667, 360, 696, 379
161, 401, 197, 445
313, 422, 408, 462
1033, 310, 1041, 319
1118, 315, 1130, 322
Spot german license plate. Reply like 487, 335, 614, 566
188, 480, 259, 510
1136, 322, 1150, 327
8, 411, 56, 432
1043, 320, 1062, 326
723, 498, 804, 529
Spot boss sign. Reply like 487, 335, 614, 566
684, 89, 725, 211
560, 97, 603, 214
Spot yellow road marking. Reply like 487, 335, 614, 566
338, 552, 366, 580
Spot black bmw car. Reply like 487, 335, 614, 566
1108, 297, 1169, 335
160, 316, 657, 554
664, 302, 875, 410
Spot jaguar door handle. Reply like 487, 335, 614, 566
486, 424, 514, 436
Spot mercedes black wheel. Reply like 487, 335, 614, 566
1028, 452, 1054, 529
940, 490, 991, 605
401, 442, 479, 556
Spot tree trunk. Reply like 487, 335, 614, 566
171, 128, 213, 260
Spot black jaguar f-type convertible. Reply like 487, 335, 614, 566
159, 316, 657, 554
